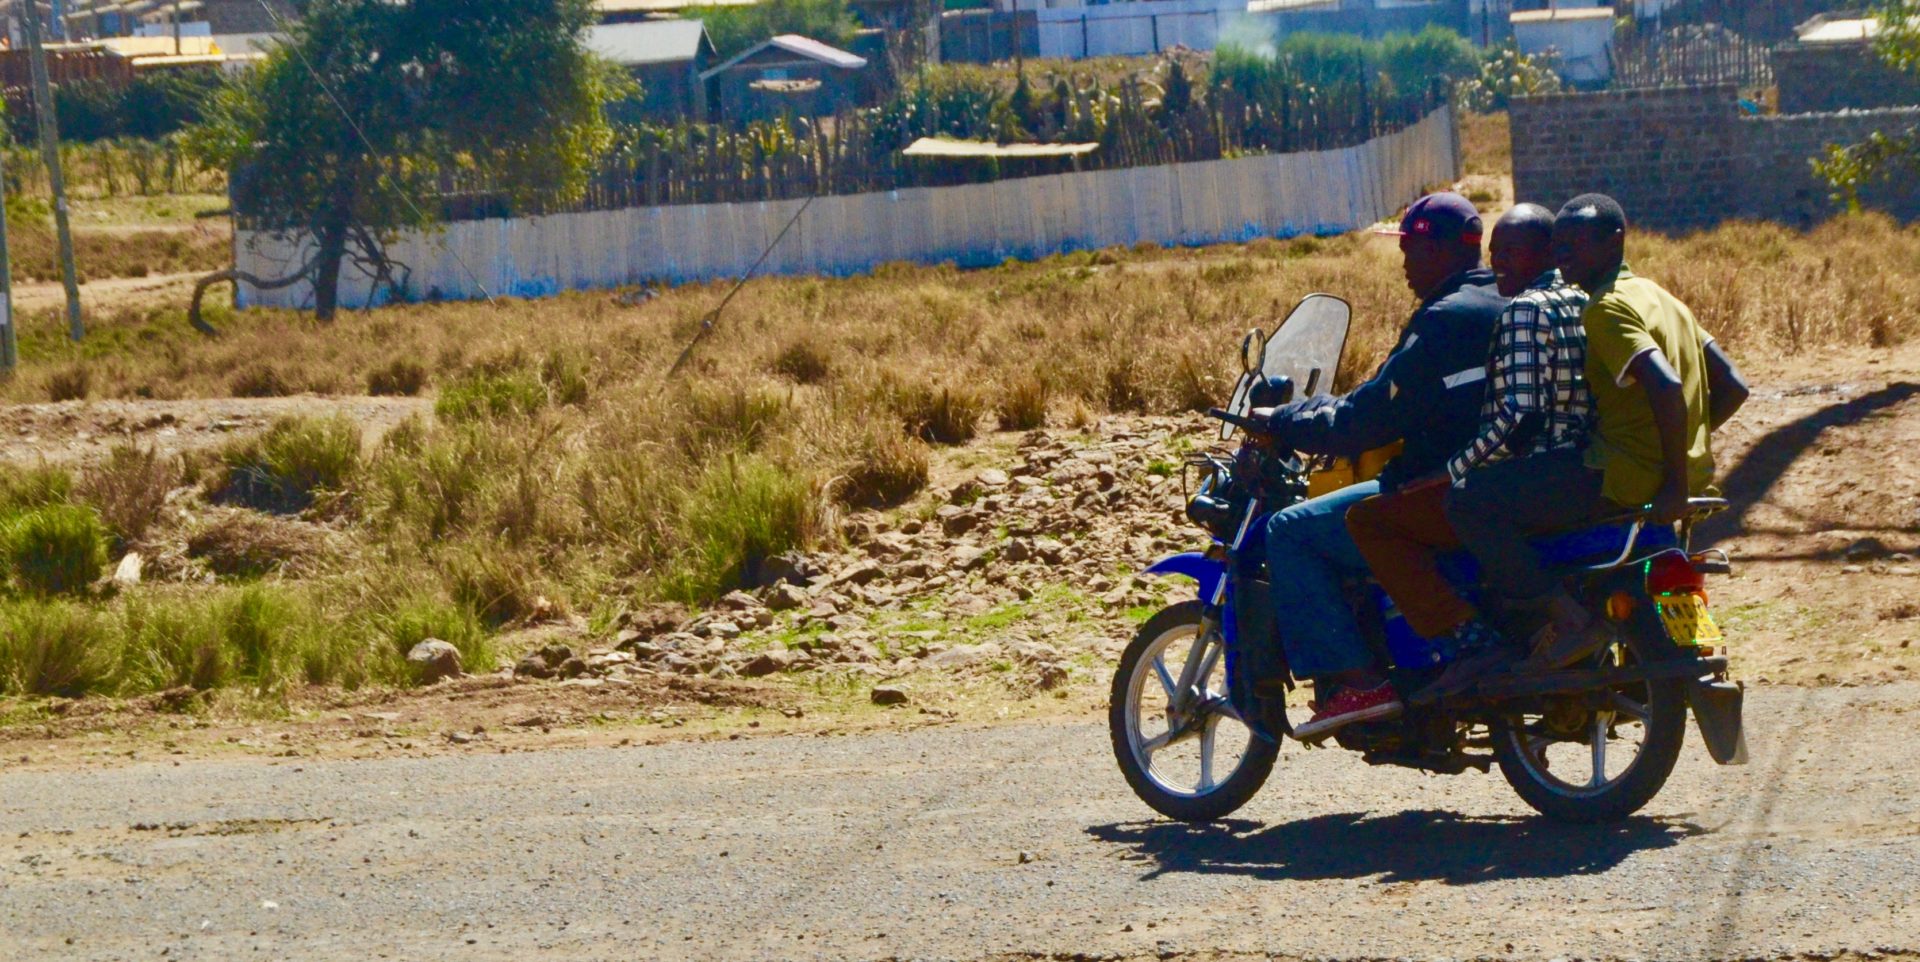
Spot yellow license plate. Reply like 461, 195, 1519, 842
1657, 595, 1723, 645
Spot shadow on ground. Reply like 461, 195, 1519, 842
1087, 809, 1708, 884
1697, 382, 1920, 550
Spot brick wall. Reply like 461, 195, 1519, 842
1738, 108, 1920, 227
1510, 85, 1739, 232
1512, 85, 1920, 231
1773, 42, 1920, 115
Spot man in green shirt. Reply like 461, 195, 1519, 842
1448, 193, 1750, 671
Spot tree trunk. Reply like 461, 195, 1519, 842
313, 224, 346, 321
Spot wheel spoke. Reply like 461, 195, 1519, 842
1193, 640, 1223, 691
1198, 717, 1217, 791
1140, 729, 1175, 757
1607, 691, 1651, 724
1151, 655, 1178, 700
1589, 711, 1614, 787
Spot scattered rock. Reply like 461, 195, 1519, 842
406, 639, 463, 684
112, 552, 144, 587
870, 685, 910, 706
951, 546, 993, 571
765, 581, 810, 611
977, 468, 1010, 487
834, 562, 886, 586
937, 504, 982, 535
924, 643, 999, 669
742, 649, 800, 677
752, 551, 819, 588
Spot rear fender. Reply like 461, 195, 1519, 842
1688, 677, 1749, 765
1144, 552, 1227, 606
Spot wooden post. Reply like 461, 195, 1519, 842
0, 143, 15, 377
20, 0, 84, 342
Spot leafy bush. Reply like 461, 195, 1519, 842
367, 357, 429, 396
687, 0, 858, 60
118, 584, 322, 692
78, 444, 180, 545
435, 369, 548, 422
213, 416, 362, 513
3, 504, 110, 595
1458, 43, 1563, 112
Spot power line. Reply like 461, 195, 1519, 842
249, 0, 498, 307
667, 194, 816, 379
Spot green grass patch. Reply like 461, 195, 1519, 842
2, 504, 109, 595
212, 415, 362, 513
661, 454, 820, 604
434, 369, 547, 423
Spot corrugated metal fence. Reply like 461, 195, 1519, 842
235, 106, 1457, 310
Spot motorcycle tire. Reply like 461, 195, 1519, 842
1491, 624, 1688, 824
1109, 600, 1279, 822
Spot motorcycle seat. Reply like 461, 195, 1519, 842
1437, 521, 1679, 586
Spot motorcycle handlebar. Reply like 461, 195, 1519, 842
1207, 408, 1268, 435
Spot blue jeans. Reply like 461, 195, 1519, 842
1264, 480, 1379, 679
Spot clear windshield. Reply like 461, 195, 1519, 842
1222, 293, 1352, 440
1261, 293, 1350, 397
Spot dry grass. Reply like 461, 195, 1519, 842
2, 191, 1916, 701
77, 444, 180, 546
10, 221, 228, 284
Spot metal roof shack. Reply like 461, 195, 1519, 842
1774, 12, 1919, 113
586, 19, 714, 67
590, 19, 718, 121
698, 34, 875, 123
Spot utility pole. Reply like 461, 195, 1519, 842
20, 0, 85, 343
0, 143, 15, 377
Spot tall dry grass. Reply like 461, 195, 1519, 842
2, 199, 1916, 700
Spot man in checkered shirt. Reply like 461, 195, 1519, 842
1346, 203, 1599, 703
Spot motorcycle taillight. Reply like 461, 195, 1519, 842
1644, 550, 1706, 599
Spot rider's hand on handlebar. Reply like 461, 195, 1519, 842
1251, 406, 1277, 423
1649, 479, 1690, 526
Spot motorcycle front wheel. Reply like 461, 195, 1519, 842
1109, 600, 1278, 822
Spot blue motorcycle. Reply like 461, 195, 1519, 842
1109, 295, 1748, 824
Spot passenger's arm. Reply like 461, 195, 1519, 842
1703, 340, 1750, 432
1448, 302, 1546, 483
1626, 348, 1692, 525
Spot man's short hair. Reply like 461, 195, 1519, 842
1497, 203, 1556, 246
1557, 194, 1627, 235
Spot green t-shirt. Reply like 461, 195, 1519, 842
1580, 266, 1715, 507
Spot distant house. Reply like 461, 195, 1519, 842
1511, 5, 1614, 86
587, 19, 717, 121
699, 34, 872, 124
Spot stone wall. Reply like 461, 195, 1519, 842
1512, 84, 1920, 231
1510, 85, 1739, 231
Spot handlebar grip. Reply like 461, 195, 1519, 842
1207, 408, 1266, 433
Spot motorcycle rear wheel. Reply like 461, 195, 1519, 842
1492, 625, 1688, 823
1109, 601, 1278, 822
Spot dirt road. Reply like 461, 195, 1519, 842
4, 683, 1918, 962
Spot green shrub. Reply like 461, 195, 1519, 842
229, 364, 297, 398
435, 370, 548, 422
0, 463, 74, 517
678, 382, 788, 454
664, 455, 819, 602
213, 416, 362, 513
3, 504, 110, 595
118, 584, 321, 692
0, 597, 115, 696
377, 594, 490, 674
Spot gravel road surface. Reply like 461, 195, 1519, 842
5, 683, 1919, 962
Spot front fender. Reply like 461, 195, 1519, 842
1143, 552, 1226, 604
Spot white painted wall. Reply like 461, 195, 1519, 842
235, 108, 1457, 310
1513, 13, 1615, 84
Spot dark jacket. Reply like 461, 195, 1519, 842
1267, 267, 1505, 492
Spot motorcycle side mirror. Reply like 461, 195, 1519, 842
1240, 328, 1267, 376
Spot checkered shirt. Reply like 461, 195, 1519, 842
1447, 270, 1594, 483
